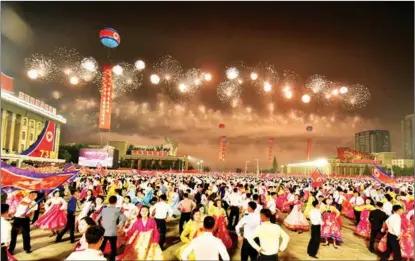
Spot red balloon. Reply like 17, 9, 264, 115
306, 126, 313, 132
218, 123, 225, 129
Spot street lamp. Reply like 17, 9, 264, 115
255, 159, 259, 178
245, 160, 250, 173
281, 165, 284, 174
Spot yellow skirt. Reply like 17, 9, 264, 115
175, 243, 195, 261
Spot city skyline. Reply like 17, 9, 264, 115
1, 2, 413, 168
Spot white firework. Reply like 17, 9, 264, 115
217, 80, 242, 103
24, 53, 56, 82
306, 74, 329, 94
111, 62, 143, 98
226, 67, 239, 80
153, 55, 183, 84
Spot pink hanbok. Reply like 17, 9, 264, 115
354, 209, 371, 238
34, 197, 67, 230
321, 205, 343, 243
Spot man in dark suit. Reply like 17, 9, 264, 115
368, 201, 388, 252
56, 189, 79, 243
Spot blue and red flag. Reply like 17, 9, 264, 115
1, 162, 78, 193
372, 165, 398, 189
62, 163, 76, 172
310, 168, 325, 188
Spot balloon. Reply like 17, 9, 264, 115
99, 27, 120, 48
268, 138, 274, 142
218, 123, 225, 129
306, 126, 313, 132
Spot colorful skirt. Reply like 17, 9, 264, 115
354, 210, 371, 238
117, 230, 163, 261
321, 212, 343, 243
284, 206, 309, 231
214, 216, 232, 249
34, 204, 67, 230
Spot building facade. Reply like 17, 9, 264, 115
402, 114, 414, 159
355, 130, 391, 153
1, 81, 66, 159
392, 159, 414, 168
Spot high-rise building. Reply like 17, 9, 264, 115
402, 114, 414, 159
355, 130, 391, 153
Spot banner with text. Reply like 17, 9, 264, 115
99, 65, 113, 131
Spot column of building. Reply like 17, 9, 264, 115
26, 119, 36, 148
54, 123, 60, 159
1, 110, 8, 152
18, 117, 28, 153
7, 113, 17, 153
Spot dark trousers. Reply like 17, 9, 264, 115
100, 236, 117, 261
258, 254, 278, 261
335, 203, 342, 212
369, 227, 381, 252
9, 217, 31, 253
2, 246, 8, 261
56, 213, 75, 242
307, 225, 321, 256
179, 212, 191, 234
228, 206, 240, 230
380, 233, 401, 261
155, 218, 167, 249
354, 209, 361, 224
241, 238, 258, 261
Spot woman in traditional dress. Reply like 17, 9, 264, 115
143, 184, 154, 206
6, 191, 26, 217
169, 188, 180, 216
77, 196, 95, 227
74, 217, 96, 251
284, 194, 309, 233
117, 206, 163, 261
354, 198, 375, 238
175, 208, 204, 260
210, 199, 232, 249
304, 191, 316, 219
320, 198, 342, 248
121, 196, 138, 220
34, 190, 67, 237
91, 196, 105, 225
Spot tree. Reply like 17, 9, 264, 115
235, 168, 243, 173
58, 149, 72, 163
203, 166, 211, 172
363, 164, 371, 175
272, 157, 278, 173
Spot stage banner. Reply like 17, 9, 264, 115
336, 147, 374, 163
99, 65, 113, 131
1, 162, 78, 192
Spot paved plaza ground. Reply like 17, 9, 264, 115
12, 214, 383, 261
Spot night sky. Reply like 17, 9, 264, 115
1, 2, 414, 169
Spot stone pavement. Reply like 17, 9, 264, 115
13, 217, 381, 260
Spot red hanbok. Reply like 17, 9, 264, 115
34, 198, 67, 231
354, 209, 372, 238
378, 215, 414, 259
321, 206, 343, 243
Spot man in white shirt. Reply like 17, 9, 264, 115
236, 202, 261, 261
227, 188, 242, 230
152, 194, 172, 250
1, 204, 12, 261
307, 200, 322, 259
382, 194, 393, 216
252, 194, 263, 215
248, 209, 290, 261
380, 205, 404, 261
266, 192, 277, 216
182, 216, 230, 261
65, 225, 106, 261
9, 191, 38, 254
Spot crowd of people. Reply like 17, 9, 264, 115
1, 171, 414, 261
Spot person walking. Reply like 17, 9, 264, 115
97, 195, 126, 261
178, 193, 196, 234
9, 191, 38, 254
227, 188, 242, 230
380, 205, 403, 261
235, 202, 261, 261
368, 201, 388, 253
181, 216, 230, 261
151, 194, 172, 250
307, 200, 322, 259
1, 204, 13, 261
56, 189, 79, 244
248, 209, 290, 261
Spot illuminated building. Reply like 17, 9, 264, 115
355, 130, 391, 153
1, 73, 66, 165
391, 159, 414, 168
109, 138, 189, 170
402, 114, 414, 159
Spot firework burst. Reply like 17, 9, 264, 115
217, 80, 242, 103
153, 55, 183, 84
342, 84, 371, 109
111, 62, 143, 98
248, 63, 279, 95
24, 53, 56, 82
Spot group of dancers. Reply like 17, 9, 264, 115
1, 171, 414, 261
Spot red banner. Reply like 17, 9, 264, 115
1, 72, 14, 93
131, 150, 169, 156
99, 65, 113, 131
310, 168, 325, 188
219, 136, 227, 161
337, 147, 374, 163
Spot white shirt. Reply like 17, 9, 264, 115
181, 232, 230, 261
152, 201, 172, 219
235, 213, 261, 239
266, 198, 277, 214
255, 203, 263, 215
65, 248, 106, 260
227, 192, 242, 207
115, 195, 123, 208
350, 196, 364, 206
309, 208, 322, 226
14, 196, 38, 218
383, 202, 393, 216
336, 195, 346, 205
1, 217, 12, 246
385, 213, 401, 237
248, 221, 290, 256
